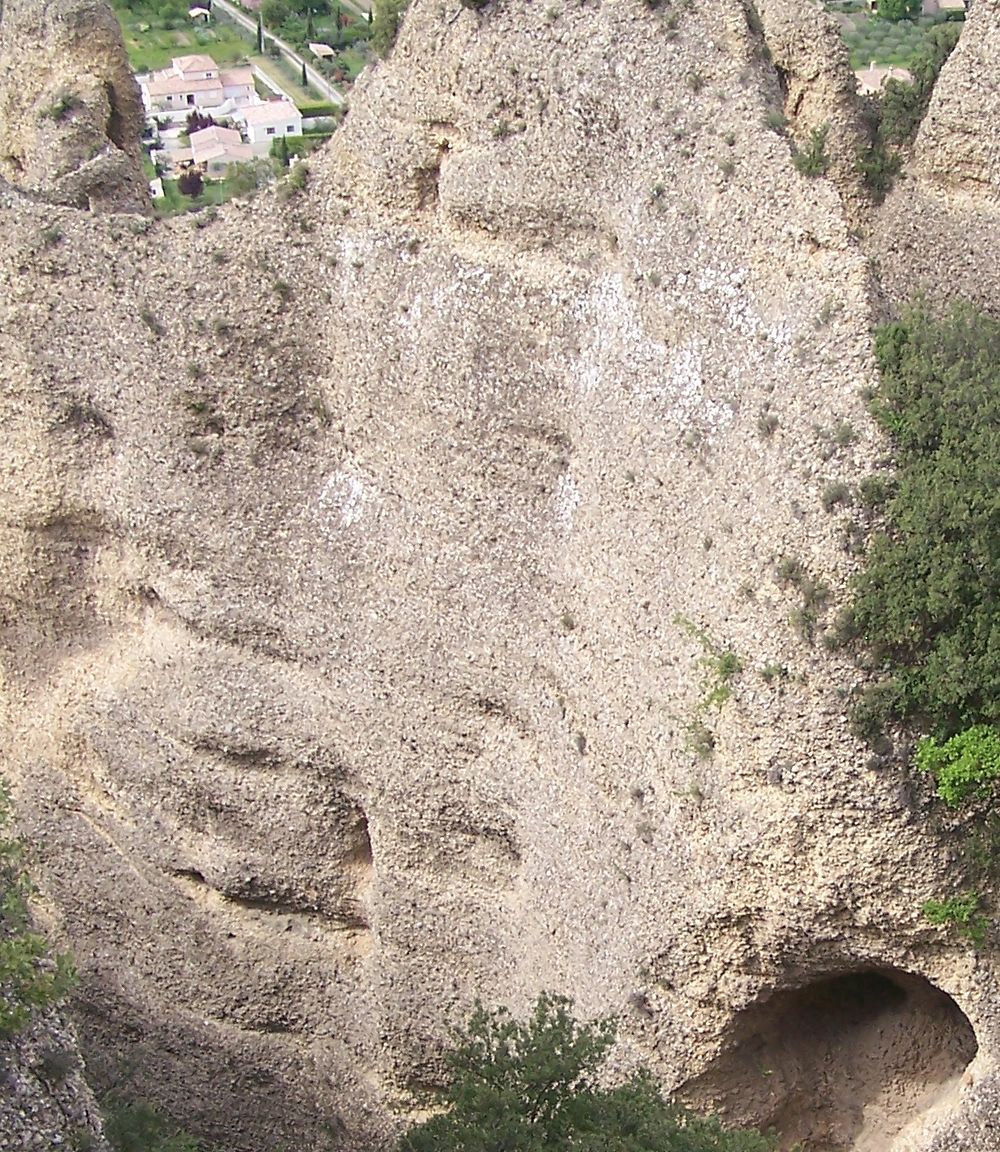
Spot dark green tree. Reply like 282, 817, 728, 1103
398, 994, 775, 1152
301, 58, 308, 86
848, 303, 1000, 739
178, 168, 203, 197
261, 0, 291, 28
272, 133, 291, 167
256, 12, 263, 51
370, 0, 409, 55
877, 0, 920, 20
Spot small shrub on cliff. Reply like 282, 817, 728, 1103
0, 783, 76, 1039
792, 125, 830, 177
855, 140, 901, 203
276, 161, 310, 202
916, 726, 1000, 809
674, 614, 743, 710
397, 993, 776, 1152
103, 1097, 200, 1152
821, 482, 852, 513
40, 90, 82, 122
922, 892, 988, 946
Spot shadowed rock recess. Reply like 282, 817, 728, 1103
687, 969, 978, 1151
1, 0, 999, 1149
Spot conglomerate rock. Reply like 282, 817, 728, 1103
0, 1009, 110, 1152
871, 0, 1000, 312
0, 0, 148, 209
0, 0, 998, 1149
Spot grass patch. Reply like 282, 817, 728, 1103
153, 176, 237, 217
112, 0, 255, 72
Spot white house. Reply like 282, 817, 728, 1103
220, 66, 255, 106
174, 52, 217, 81
189, 125, 254, 176
143, 55, 255, 114
238, 100, 303, 155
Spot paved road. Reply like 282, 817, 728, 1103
212, 0, 345, 107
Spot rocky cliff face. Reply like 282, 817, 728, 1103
0, 1010, 110, 1152
872, 0, 1000, 312
1, 0, 998, 1150
0, 0, 148, 209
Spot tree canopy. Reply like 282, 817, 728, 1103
849, 303, 1000, 741
397, 993, 775, 1152
877, 0, 920, 22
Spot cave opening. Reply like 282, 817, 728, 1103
686, 968, 977, 1152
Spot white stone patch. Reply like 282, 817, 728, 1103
337, 232, 369, 271
573, 274, 735, 438
694, 265, 792, 347
662, 340, 734, 434
553, 472, 580, 534
319, 466, 367, 527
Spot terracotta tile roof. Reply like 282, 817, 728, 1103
173, 53, 218, 74
189, 125, 243, 147
854, 62, 914, 95
197, 141, 254, 164
190, 126, 253, 164
219, 67, 254, 88
147, 75, 224, 97
240, 99, 300, 125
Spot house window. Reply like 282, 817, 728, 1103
187, 94, 195, 105
266, 127, 275, 135
287, 125, 294, 132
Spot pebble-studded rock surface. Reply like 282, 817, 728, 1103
1, 0, 998, 1148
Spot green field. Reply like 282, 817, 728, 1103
113, 0, 257, 72
114, 0, 372, 81
834, 9, 963, 69
251, 53, 324, 105
335, 44, 368, 81
154, 176, 240, 215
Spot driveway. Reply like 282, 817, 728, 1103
211, 0, 345, 107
